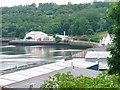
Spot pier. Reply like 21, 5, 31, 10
9, 40, 99, 48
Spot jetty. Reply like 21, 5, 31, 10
0, 58, 101, 88
9, 40, 99, 48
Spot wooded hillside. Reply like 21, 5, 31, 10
1, 2, 114, 39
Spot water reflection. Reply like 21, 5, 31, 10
24, 46, 52, 57
1, 44, 82, 70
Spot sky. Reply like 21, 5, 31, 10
0, 0, 98, 7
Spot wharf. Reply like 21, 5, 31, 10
0, 58, 101, 88
9, 40, 99, 48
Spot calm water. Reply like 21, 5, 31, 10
0, 42, 83, 70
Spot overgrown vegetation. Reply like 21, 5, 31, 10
40, 71, 120, 89
77, 35, 99, 42
1, 2, 114, 40
107, 1, 120, 75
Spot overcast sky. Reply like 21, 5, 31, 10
0, 0, 99, 7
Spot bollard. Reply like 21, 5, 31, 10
71, 62, 74, 69
29, 83, 34, 90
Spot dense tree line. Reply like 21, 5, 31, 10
1, 2, 114, 39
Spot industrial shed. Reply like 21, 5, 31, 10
24, 31, 49, 41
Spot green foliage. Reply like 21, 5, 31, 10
64, 39, 69, 44
89, 35, 99, 42
107, 1, 120, 75
78, 35, 89, 41
19, 33, 25, 39
1, 2, 114, 38
55, 36, 62, 43
78, 35, 99, 42
40, 71, 120, 89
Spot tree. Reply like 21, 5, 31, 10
107, 2, 120, 75
55, 36, 62, 43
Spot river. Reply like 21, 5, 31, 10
0, 42, 85, 71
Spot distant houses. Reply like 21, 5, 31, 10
99, 34, 112, 46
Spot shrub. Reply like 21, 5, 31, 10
40, 71, 120, 89
78, 35, 89, 41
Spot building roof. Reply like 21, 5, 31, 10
0, 58, 99, 88
85, 51, 111, 59
26, 31, 47, 35
6, 67, 101, 88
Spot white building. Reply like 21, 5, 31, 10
85, 51, 111, 70
85, 51, 111, 62
100, 34, 112, 46
48, 36, 55, 41
24, 31, 49, 41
